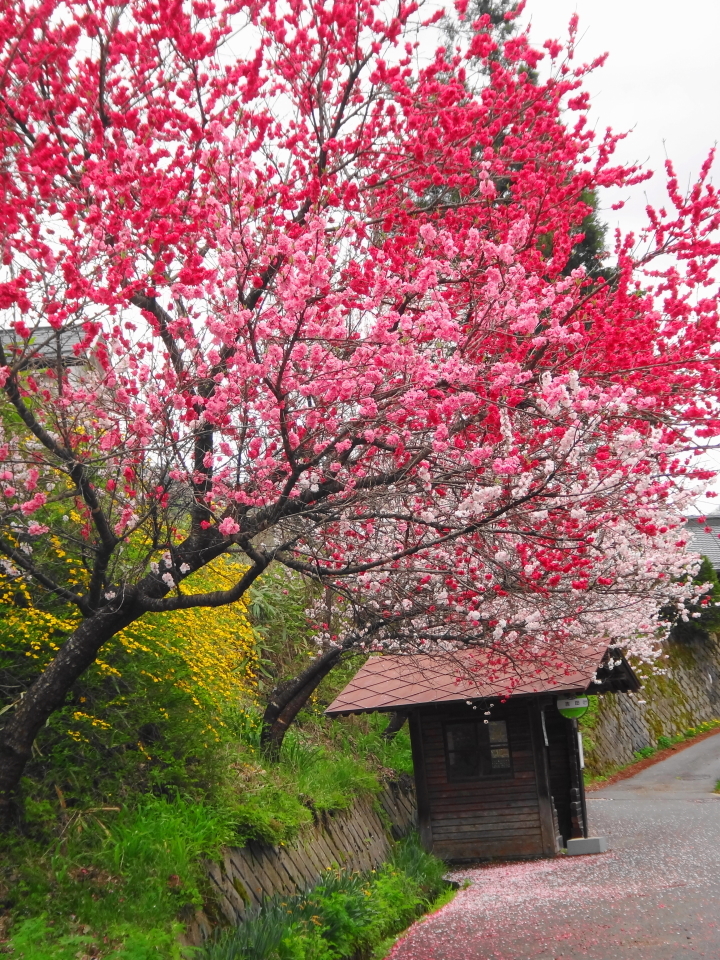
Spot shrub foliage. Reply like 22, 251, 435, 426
0, 564, 415, 957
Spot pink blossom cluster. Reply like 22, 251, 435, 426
0, 0, 719, 676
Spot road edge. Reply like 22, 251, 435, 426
586, 725, 720, 791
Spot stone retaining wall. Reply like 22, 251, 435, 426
583, 632, 720, 775
183, 778, 416, 946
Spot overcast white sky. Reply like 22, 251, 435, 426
520, 0, 720, 241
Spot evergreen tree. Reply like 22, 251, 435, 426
668, 556, 720, 643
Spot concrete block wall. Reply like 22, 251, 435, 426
582, 632, 720, 776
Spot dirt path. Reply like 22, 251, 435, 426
389, 731, 720, 959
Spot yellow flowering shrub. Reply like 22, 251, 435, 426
115, 559, 259, 715
0, 556, 260, 798
1, 557, 257, 703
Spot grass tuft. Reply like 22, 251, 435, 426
202, 833, 451, 960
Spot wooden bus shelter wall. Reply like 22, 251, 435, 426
409, 698, 559, 861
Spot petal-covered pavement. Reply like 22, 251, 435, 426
389, 732, 720, 959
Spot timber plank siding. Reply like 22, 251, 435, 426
412, 700, 550, 860
324, 646, 639, 864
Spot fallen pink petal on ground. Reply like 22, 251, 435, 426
389, 733, 720, 960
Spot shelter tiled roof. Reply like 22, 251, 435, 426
325, 646, 616, 716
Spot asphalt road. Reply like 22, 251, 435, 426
389, 732, 720, 960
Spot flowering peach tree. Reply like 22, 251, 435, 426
1, 0, 719, 807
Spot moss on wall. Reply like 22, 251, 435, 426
580, 632, 720, 777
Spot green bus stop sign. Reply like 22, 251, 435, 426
557, 696, 589, 719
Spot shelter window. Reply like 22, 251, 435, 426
444, 719, 512, 780
487, 720, 511, 772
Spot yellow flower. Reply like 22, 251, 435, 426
2, 556, 262, 740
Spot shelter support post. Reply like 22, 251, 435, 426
529, 698, 562, 856
566, 717, 588, 839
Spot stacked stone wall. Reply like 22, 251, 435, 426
582, 632, 720, 775
183, 778, 416, 946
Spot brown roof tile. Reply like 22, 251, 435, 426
325, 646, 609, 715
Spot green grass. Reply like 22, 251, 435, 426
6, 919, 185, 960
202, 833, 451, 960
3, 795, 238, 958
220, 709, 411, 845
372, 885, 459, 960
1, 713, 414, 956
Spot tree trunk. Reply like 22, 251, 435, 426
0, 601, 140, 829
260, 645, 346, 761
381, 711, 408, 741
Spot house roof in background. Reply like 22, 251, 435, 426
685, 516, 720, 570
0, 325, 86, 368
324, 645, 629, 716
